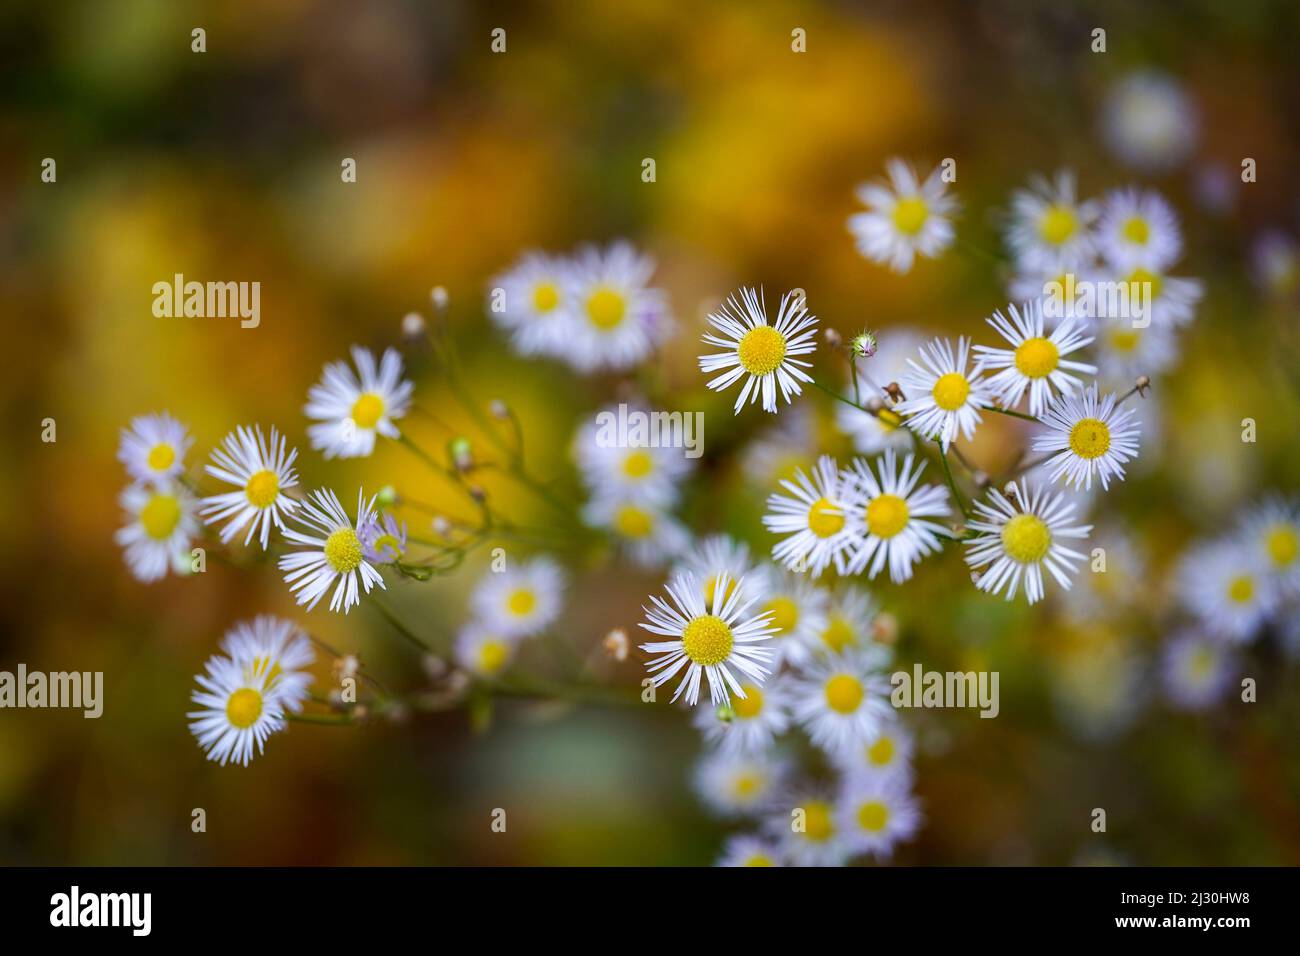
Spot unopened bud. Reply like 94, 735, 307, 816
401, 311, 426, 339
871, 612, 899, 645
430, 285, 450, 312
375, 484, 399, 509
449, 437, 474, 471
422, 654, 447, 681
715, 704, 736, 724
851, 330, 878, 358
468, 484, 487, 503
489, 399, 509, 420
823, 328, 842, 348
431, 516, 451, 536
603, 628, 629, 662
1135, 375, 1150, 395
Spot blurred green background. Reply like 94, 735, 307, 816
2, 0, 1300, 865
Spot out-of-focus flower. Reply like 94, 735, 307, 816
1175, 540, 1276, 643
1236, 495, 1300, 598
304, 346, 413, 459
581, 494, 690, 566
573, 401, 693, 506
559, 241, 673, 372
1101, 71, 1199, 174
1250, 230, 1300, 298
672, 533, 755, 607
469, 555, 566, 639
1095, 187, 1183, 271
219, 615, 315, 713
693, 672, 793, 755
1091, 315, 1181, 385
748, 563, 830, 668
812, 586, 879, 658
765, 788, 850, 867
454, 622, 516, 678
116, 480, 199, 582
693, 749, 788, 818
790, 646, 894, 751
487, 251, 573, 356
836, 774, 922, 861
848, 158, 957, 273
1005, 170, 1098, 270
118, 411, 192, 486
831, 722, 915, 784
715, 834, 783, 867
699, 286, 818, 414
1161, 631, 1236, 711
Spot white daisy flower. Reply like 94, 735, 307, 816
837, 775, 922, 861
836, 328, 925, 456
115, 481, 199, 582
454, 623, 517, 679
573, 402, 694, 506
304, 346, 413, 459
765, 788, 851, 867
1101, 71, 1198, 174
358, 511, 407, 563
831, 721, 915, 784
1092, 313, 1181, 384
581, 494, 690, 566
693, 673, 794, 755
1006, 170, 1099, 270
187, 652, 288, 767
1096, 187, 1183, 271
638, 571, 776, 707
117, 411, 192, 486
895, 336, 991, 451
843, 450, 953, 583
716, 834, 783, 867
811, 586, 880, 658
487, 251, 573, 356
469, 555, 566, 639
1051, 640, 1146, 743
673, 534, 755, 608
791, 646, 894, 752
763, 454, 862, 577
693, 749, 789, 818
1104, 262, 1203, 329
848, 158, 958, 273
1236, 496, 1300, 598
278, 488, 386, 614
699, 286, 818, 414
560, 241, 673, 372
1161, 631, 1236, 711
973, 301, 1096, 417
1031, 383, 1141, 491
1175, 540, 1275, 643
747, 563, 830, 668
964, 480, 1092, 605
200, 425, 300, 549
219, 615, 315, 713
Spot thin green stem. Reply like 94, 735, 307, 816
936, 440, 971, 519
369, 593, 436, 654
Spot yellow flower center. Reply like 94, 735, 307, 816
614, 504, 652, 538
351, 393, 385, 429
743, 854, 774, 867
1001, 513, 1052, 564
532, 281, 560, 313
1126, 267, 1163, 302
764, 596, 798, 634
801, 801, 834, 842
807, 497, 845, 538
1068, 417, 1111, 459
932, 372, 970, 411
732, 684, 764, 719
478, 639, 510, 675
1014, 336, 1060, 379
681, 614, 735, 666
245, 469, 280, 509
1227, 575, 1254, 604
704, 573, 738, 608
1039, 203, 1078, 245
824, 673, 864, 714
225, 687, 263, 729
1189, 647, 1215, 680
507, 588, 536, 616
1108, 327, 1140, 353
1265, 524, 1298, 567
622, 450, 653, 478
147, 443, 175, 471
867, 735, 895, 766
585, 286, 626, 329
857, 800, 890, 833
1122, 216, 1151, 245
140, 492, 182, 540
371, 533, 403, 558
732, 772, 762, 798
821, 615, 855, 653
737, 325, 788, 376
324, 528, 363, 573
891, 195, 929, 235
866, 493, 910, 539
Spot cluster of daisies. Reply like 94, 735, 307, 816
488, 241, 673, 372
637, 534, 920, 866
454, 557, 567, 679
